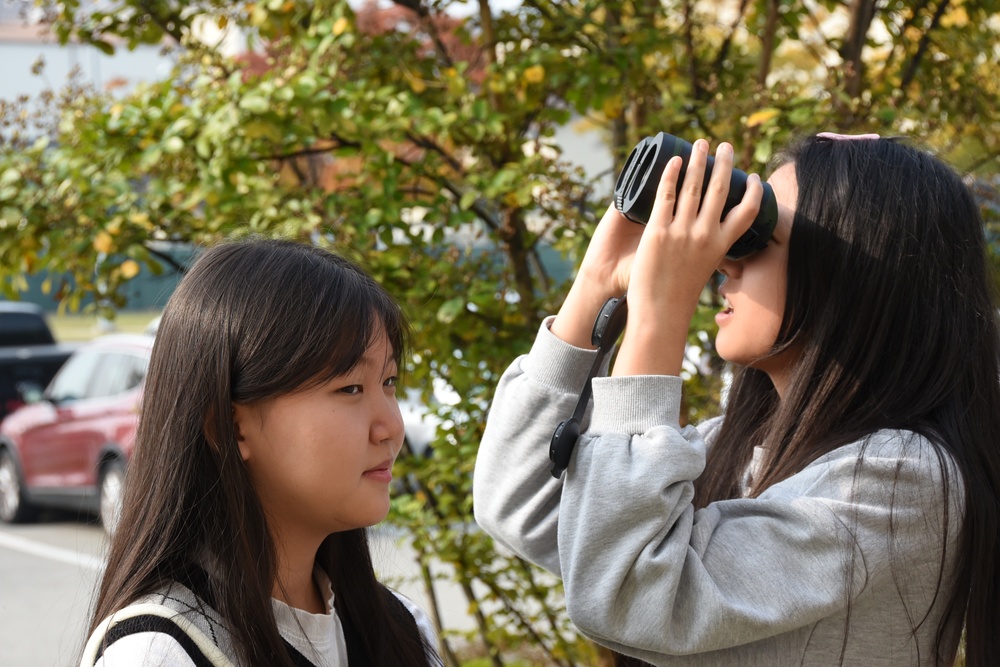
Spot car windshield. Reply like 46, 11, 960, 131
0, 312, 55, 347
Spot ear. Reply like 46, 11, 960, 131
231, 403, 254, 462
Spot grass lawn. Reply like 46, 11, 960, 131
46, 310, 161, 342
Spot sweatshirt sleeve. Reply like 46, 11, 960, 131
473, 317, 605, 574
559, 380, 960, 662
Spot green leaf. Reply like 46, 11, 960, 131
163, 136, 185, 154
459, 191, 478, 210
239, 94, 270, 115
0, 168, 21, 186
436, 297, 465, 324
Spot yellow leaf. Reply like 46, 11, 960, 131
333, 17, 349, 36
216, 15, 229, 30
249, 4, 268, 26
602, 95, 624, 119
244, 120, 283, 142
746, 108, 781, 128
409, 77, 427, 94
940, 6, 968, 27
523, 65, 545, 85
120, 260, 140, 279
94, 231, 114, 254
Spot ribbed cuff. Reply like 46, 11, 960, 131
590, 374, 683, 434
520, 316, 604, 394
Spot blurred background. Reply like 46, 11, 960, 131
1, 0, 997, 664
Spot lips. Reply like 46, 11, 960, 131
362, 459, 394, 483
721, 295, 733, 315
715, 294, 734, 325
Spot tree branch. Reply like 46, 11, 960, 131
712, 0, 753, 74
136, 0, 187, 45
143, 242, 188, 274
840, 0, 880, 98
390, 0, 455, 69
899, 0, 950, 90
758, 0, 780, 87
682, 0, 702, 99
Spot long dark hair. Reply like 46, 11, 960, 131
695, 136, 1000, 665
87, 239, 431, 666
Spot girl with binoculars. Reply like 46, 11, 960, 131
474, 134, 1000, 666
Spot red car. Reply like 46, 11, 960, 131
0, 334, 152, 534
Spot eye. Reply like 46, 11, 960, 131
338, 384, 362, 396
384, 376, 398, 389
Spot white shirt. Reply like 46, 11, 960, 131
90, 569, 440, 667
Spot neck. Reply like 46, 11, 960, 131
272, 530, 326, 614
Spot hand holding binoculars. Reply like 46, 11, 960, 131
549, 134, 777, 478
613, 133, 778, 260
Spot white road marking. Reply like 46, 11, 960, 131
0, 530, 105, 571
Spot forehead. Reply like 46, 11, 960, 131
356, 327, 398, 367
767, 163, 798, 239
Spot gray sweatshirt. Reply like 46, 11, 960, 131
473, 320, 964, 666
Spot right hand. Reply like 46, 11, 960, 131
550, 203, 644, 348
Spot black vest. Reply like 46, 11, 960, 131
94, 564, 423, 667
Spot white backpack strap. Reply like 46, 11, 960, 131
80, 602, 235, 667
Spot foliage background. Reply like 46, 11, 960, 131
2, 0, 998, 664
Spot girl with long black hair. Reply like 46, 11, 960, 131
474, 134, 1000, 665
81, 239, 441, 667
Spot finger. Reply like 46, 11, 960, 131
698, 142, 734, 228
674, 138, 710, 223
721, 173, 763, 243
598, 201, 637, 233
647, 155, 684, 230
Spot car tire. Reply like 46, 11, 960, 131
0, 449, 37, 524
99, 459, 126, 537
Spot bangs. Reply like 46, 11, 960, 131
303, 288, 407, 391
202, 240, 409, 405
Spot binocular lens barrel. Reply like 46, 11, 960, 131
613, 133, 778, 260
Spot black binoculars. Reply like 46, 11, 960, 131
613, 133, 778, 259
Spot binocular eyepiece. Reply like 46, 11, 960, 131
613, 133, 778, 260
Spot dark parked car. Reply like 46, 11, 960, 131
0, 302, 77, 422
0, 334, 152, 534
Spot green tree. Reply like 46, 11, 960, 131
2, 1, 997, 664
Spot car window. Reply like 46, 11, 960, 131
88, 353, 144, 399
0, 312, 56, 346
47, 350, 102, 402
123, 354, 149, 392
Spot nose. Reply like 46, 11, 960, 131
371, 393, 405, 452
717, 256, 742, 279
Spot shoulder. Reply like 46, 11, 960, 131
767, 429, 964, 513
817, 429, 959, 486
387, 589, 443, 666
82, 583, 235, 667
696, 415, 724, 447
91, 631, 199, 667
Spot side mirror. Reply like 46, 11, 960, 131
16, 382, 45, 405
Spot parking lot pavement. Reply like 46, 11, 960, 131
0, 517, 474, 666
